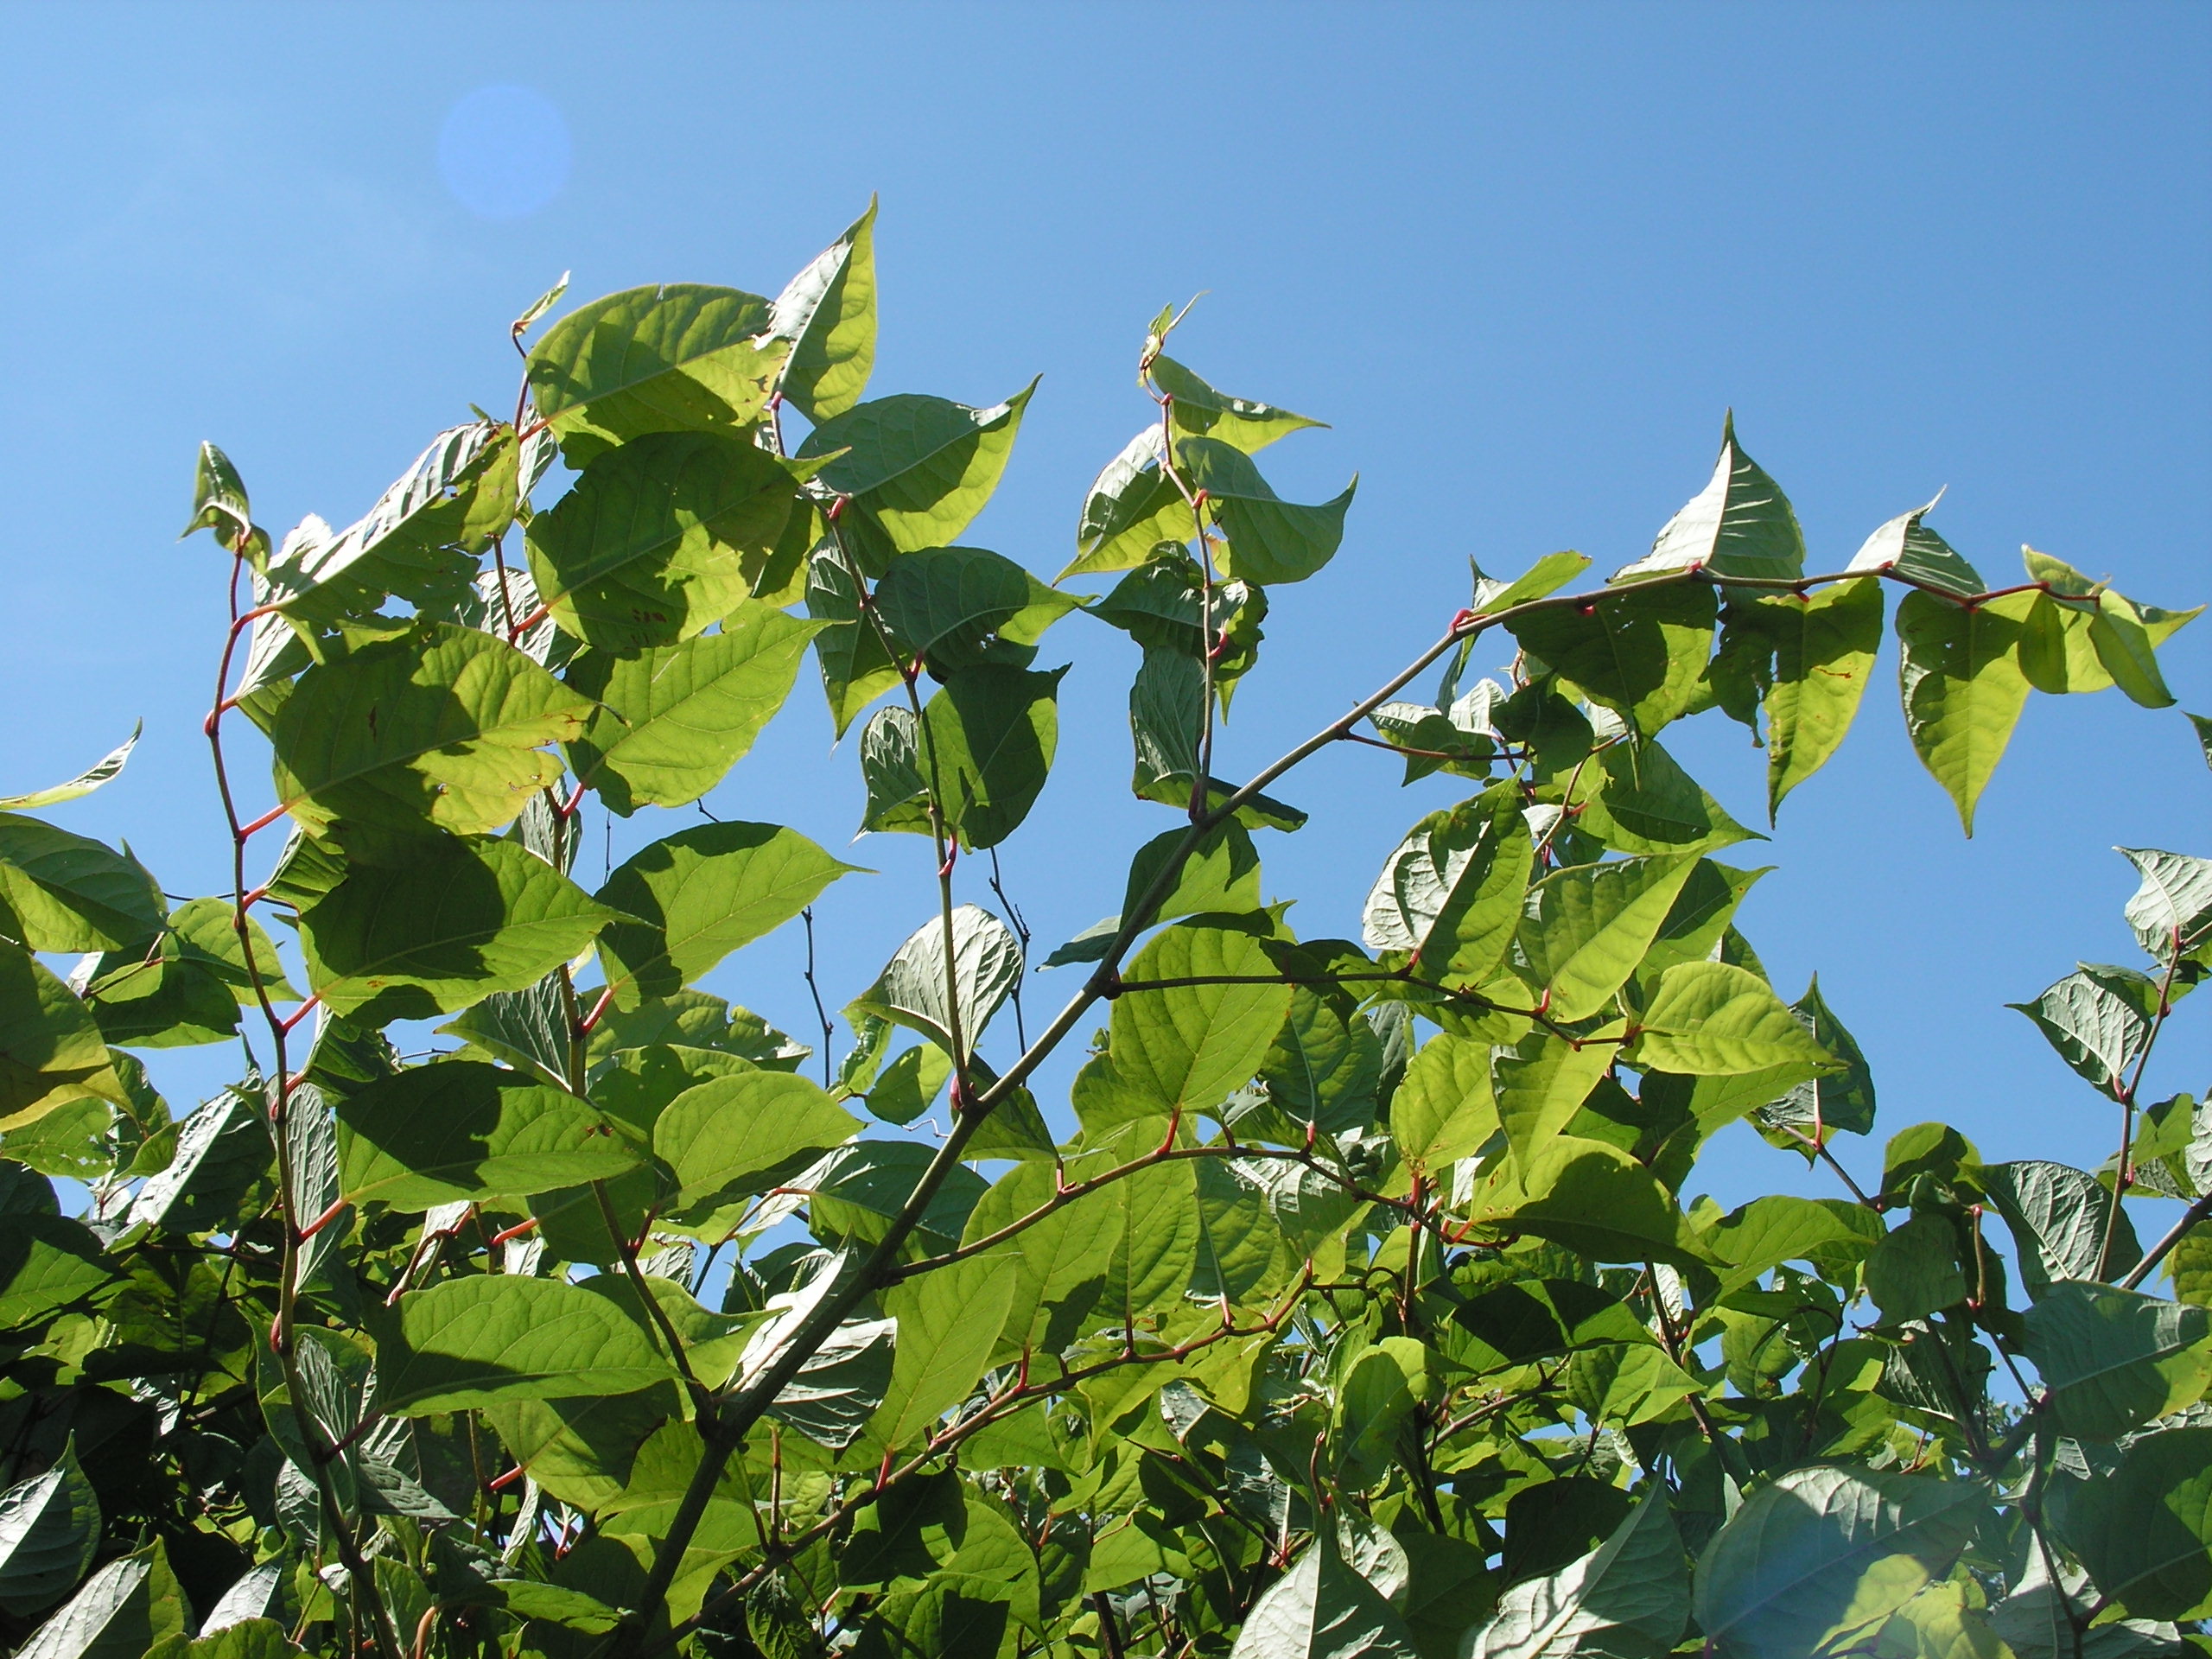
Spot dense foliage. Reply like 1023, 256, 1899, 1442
2, 204, 2209, 1659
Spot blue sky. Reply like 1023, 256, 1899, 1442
2, 3, 2205, 1220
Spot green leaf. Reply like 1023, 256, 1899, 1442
1465, 1485, 1688, 1659
124, 1082, 270, 1233
1636, 961, 1838, 1077
1229, 1529, 1418, 1659
0, 940, 124, 1131
798, 383, 1039, 556
872, 545, 1082, 677
1847, 497, 1984, 599
1089, 548, 1267, 700
2089, 588, 2177, 709
16, 1541, 188, 1659
1109, 925, 1292, 1117
435, 973, 569, 1085
915, 665, 1065, 850
1615, 414, 1804, 582
846, 905, 1021, 1055
1386, 1032, 1495, 1173
806, 544, 906, 735
857, 704, 931, 836
596, 821, 857, 1008
334, 1061, 639, 1210
182, 440, 254, 545
156, 897, 297, 1002
0, 725, 139, 812
2050, 1425, 2212, 1621
653, 1070, 858, 1216
2007, 963, 2163, 1100
1263, 987, 1384, 1136
563, 602, 825, 814
1334, 1335, 1428, 1489
523, 432, 805, 652
771, 198, 879, 423
1152, 354, 1322, 454
299, 835, 621, 1025
1098, 1159, 1200, 1331
2020, 1281, 2212, 1441
1494, 1029, 1619, 1168
1466, 1135, 1692, 1264
525, 283, 789, 464
1750, 976, 1878, 1143
870, 1253, 1018, 1452
0, 816, 163, 953
1895, 589, 2037, 836
961, 1160, 1124, 1363
1177, 435, 1356, 585
1474, 550, 1594, 616
1702, 1195, 1882, 1295
82, 956, 238, 1051
2117, 847, 2212, 965
1568, 1344, 1701, 1427
378, 1274, 672, 1414
1693, 1466, 1986, 1659
1871, 1581, 2012, 1659
270, 623, 590, 840
1759, 578, 1886, 819
1505, 582, 1719, 737
1982, 1160, 2141, 1299
1063, 426, 1198, 581
1363, 787, 1532, 980
1864, 1212, 1968, 1323
260, 423, 515, 630
1519, 854, 1700, 1021
1124, 819, 1264, 929
1569, 739, 1759, 856
782, 1142, 986, 1258
0, 1213, 114, 1331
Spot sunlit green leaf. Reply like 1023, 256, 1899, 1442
0, 816, 164, 953
526, 283, 790, 464
563, 602, 825, 814
596, 822, 857, 1008
0, 725, 140, 812
2020, 1281, 2212, 1441
1895, 589, 2037, 836
799, 383, 1038, 556
771, 198, 878, 423
846, 905, 1021, 1056
270, 622, 591, 840
1614, 413, 1803, 583
300, 835, 622, 1025
524, 432, 805, 652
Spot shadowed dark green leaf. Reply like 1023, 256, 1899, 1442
798, 383, 1038, 556
1178, 435, 1355, 586
334, 1061, 638, 1210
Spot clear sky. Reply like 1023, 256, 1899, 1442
2, 3, 2205, 1217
